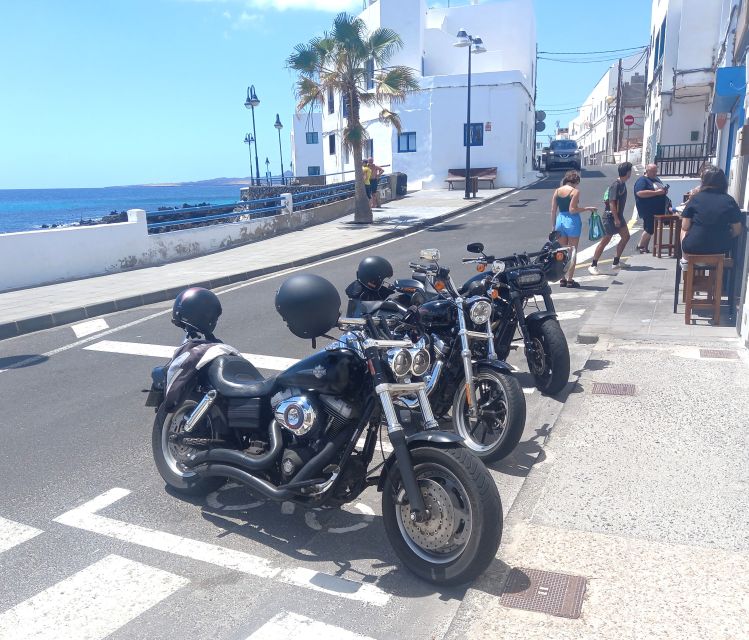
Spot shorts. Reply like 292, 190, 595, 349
602, 211, 624, 236
365, 183, 373, 198
555, 212, 582, 238
640, 213, 655, 235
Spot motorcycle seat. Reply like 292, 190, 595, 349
207, 355, 276, 398
358, 300, 406, 315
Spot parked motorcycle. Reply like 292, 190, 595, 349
346, 251, 526, 463
147, 279, 502, 585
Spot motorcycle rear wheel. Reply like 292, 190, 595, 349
451, 368, 526, 462
152, 397, 225, 496
527, 318, 570, 395
381, 445, 502, 585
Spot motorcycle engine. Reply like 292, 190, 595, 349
271, 390, 359, 440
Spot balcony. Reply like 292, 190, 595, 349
654, 143, 713, 177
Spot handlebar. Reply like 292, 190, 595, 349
408, 261, 437, 273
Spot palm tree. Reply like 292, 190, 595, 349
288, 12, 419, 224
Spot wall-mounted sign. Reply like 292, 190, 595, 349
485, 122, 492, 131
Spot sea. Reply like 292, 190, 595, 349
0, 184, 247, 234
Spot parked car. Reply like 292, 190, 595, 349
546, 140, 581, 171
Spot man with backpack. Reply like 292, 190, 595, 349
589, 162, 633, 275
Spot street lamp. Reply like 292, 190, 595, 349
265, 157, 270, 185
243, 133, 255, 185
454, 29, 486, 200
274, 114, 285, 186
244, 85, 261, 186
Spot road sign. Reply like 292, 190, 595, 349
536, 121, 546, 132
535, 110, 546, 122
624, 114, 635, 126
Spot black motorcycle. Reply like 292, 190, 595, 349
346, 250, 526, 463
147, 278, 502, 585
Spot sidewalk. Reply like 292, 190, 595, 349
446, 253, 749, 639
0, 188, 513, 340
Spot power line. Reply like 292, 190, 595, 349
538, 45, 646, 55
539, 56, 629, 64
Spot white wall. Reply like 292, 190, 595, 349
291, 112, 324, 177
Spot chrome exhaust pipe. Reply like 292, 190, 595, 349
183, 390, 217, 433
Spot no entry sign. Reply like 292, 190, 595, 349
624, 114, 635, 126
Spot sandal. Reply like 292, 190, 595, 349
559, 279, 568, 287
566, 279, 581, 288
637, 246, 650, 254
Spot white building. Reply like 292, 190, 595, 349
568, 53, 646, 166
290, 112, 324, 179
643, 0, 724, 168
298, 0, 536, 190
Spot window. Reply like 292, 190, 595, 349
305, 131, 319, 145
308, 166, 321, 176
342, 94, 350, 118
328, 134, 336, 155
690, 130, 700, 142
343, 144, 350, 165
364, 139, 374, 159
654, 17, 666, 69
365, 58, 375, 90
327, 87, 334, 114
464, 123, 484, 147
398, 132, 417, 153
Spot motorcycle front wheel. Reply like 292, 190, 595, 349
526, 318, 570, 395
451, 367, 526, 462
152, 396, 225, 496
381, 445, 502, 585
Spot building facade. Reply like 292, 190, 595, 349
290, 112, 324, 178
568, 53, 646, 166
293, 0, 537, 190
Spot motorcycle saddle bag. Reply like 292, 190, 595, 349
207, 355, 276, 398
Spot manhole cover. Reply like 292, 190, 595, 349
500, 568, 587, 619
699, 349, 739, 360
591, 382, 636, 396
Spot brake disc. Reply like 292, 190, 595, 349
399, 479, 455, 551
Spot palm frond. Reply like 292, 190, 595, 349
375, 66, 420, 103
366, 27, 403, 65
378, 109, 403, 133
295, 77, 324, 112
342, 121, 368, 151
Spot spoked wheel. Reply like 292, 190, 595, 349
151, 396, 224, 496
451, 367, 526, 462
382, 445, 502, 585
526, 318, 570, 395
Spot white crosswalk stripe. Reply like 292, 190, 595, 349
0, 554, 188, 640
556, 308, 586, 321
0, 516, 42, 554
71, 318, 109, 338
247, 611, 375, 640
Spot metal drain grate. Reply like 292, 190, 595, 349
592, 382, 636, 396
699, 349, 739, 360
500, 568, 587, 619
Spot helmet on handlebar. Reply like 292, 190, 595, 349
537, 249, 568, 283
172, 287, 222, 335
275, 274, 341, 339
357, 256, 393, 290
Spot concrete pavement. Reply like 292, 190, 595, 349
446, 252, 749, 640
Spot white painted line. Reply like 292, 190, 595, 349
71, 318, 109, 339
54, 488, 390, 606
0, 554, 188, 640
247, 611, 375, 640
84, 340, 299, 371
522, 387, 535, 395
549, 291, 598, 300
0, 516, 43, 554
556, 308, 585, 321
357, 436, 394, 454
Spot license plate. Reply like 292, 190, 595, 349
145, 389, 163, 408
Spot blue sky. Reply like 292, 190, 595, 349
0, 0, 652, 189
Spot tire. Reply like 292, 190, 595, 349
381, 445, 502, 585
152, 397, 225, 496
526, 318, 570, 395
451, 367, 526, 462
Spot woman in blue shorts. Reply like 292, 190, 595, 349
550, 170, 597, 287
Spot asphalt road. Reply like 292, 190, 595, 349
0, 167, 635, 640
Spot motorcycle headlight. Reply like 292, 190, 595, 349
410, 348, 431, 377
387, 348, 412, 378
492, 260, 506, 274
469, 300, 492, 325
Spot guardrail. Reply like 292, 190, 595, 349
146, 196, 284, 233
655, 143, 712, 177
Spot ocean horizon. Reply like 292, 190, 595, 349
0, 183, 249, 234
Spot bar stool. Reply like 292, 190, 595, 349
653, 214, 679, 258
682, 253, 725, 324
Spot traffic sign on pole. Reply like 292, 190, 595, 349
623, 114, 635, 126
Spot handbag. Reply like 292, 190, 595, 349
588, 210, 604, 241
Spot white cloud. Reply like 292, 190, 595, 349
232, 10, 262, 28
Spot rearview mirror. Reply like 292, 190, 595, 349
466, 242, 484, 254
419, 249, 440, 261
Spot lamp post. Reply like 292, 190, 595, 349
274, 114, 285, 186
243, 133, 255, 185
454, 29, 486, 200
265, 157, 271, 185
244, 85, 261, 186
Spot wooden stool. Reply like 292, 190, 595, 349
653, 214, 679, 258
682, 253, 725, 324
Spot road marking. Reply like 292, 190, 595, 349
0, 554, 188, 640
556, 309, 586, 321
548, 291, 598, 300
575, 208, 639, 265
84, 339, 299, 371
0, 516, 43, 553
523, 388, 535, 395
54, 488, 390, 606
304, 502, 375, 535
71, 318, 109, 338
357, 435, 394, 453
246, 612, 375, 640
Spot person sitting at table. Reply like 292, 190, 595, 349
680, 166, 743, 256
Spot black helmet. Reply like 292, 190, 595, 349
172, 287, 222, 334
357, 256, 393, 290
275, 274, 341, 339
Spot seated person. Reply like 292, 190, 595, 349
680, 166, 743, 256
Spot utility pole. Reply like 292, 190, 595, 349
532, 43, 538, 169
613, 58, 623, 153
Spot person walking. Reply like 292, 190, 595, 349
589, 161, 633, 275
367, 157, 384, 208
550, 170, 597, 287
634, 163, 669, 253
362, 160, 373, 204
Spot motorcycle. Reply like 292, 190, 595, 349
346, 250, 527, 463
147, 277, 502, 585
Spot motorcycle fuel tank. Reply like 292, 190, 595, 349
417, 298, 456, 329
276, 348, 367, 396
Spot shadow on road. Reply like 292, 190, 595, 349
0, 354, 49, 369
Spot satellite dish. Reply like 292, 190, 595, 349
535, 110, 547, 122
536, 121, 546, 132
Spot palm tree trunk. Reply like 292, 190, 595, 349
350, 92, 372, 224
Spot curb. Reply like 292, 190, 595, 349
0, 184, 532, 341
